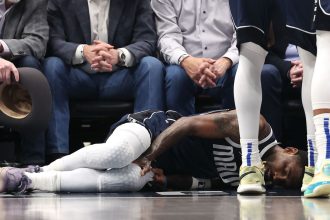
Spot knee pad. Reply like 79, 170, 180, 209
85, 123, 151, 169
85, 141, 135, 169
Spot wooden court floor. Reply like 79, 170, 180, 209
0, 189, 328, 220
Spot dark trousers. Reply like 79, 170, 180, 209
43, 56, 165, 155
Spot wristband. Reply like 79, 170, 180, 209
191, 177, 211, 190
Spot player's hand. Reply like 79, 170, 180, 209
133, 157, 152, 176
289, 60, 303, 88
152, 168, 165, 183
0, 58, 19, 84
151, 168, 167, 190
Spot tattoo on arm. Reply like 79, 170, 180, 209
213, 112, 240, 142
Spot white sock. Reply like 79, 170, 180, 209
43, 123, 151, 171
241, 139, 261, 166
234, 42, 267, 166
311, 31, 330, 169
311, 31, 330, 110
25, 171, 60, 192
297, 47, 317, 167
307, 135, 317, 167
314, 114, 330, 169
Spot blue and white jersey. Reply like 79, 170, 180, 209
111, 110, 278, 188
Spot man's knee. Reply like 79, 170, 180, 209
43, 57, 68, 81
165, 65, 191, 86
139, 56, 164, 73
134, 56, 165, 84
261, 64, 282, 87
14, 56, 41, 70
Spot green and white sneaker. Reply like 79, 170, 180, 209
304, 160, 330, 198
237, 165, 266, 194
301, 166, 315, 192
302, 197, 330, 219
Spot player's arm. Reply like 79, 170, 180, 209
142, 110, 270, 166
151, 168, 223, 191
142, 111, 236, 162
150, 168, 192, 191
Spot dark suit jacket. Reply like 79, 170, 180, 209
47, 0, 157, 65
2, 0, 49, 60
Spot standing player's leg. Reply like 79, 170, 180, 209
285, 0, 318, 192
305, 3, 330, 195
229, 0, 271, 194
42, 122, 151, 172
297, 47, 317, 192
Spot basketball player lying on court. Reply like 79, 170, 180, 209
0, 110, 307, 193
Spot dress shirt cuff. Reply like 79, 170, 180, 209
119, 48, 135, 67
170, 49, 189, 65
222, 51, 239, 66
72, 44, 86, 65
0, 40, 11, 57
178, 54, 190, 65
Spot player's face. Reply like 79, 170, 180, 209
264, 148, 304, 188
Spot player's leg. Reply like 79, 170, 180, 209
297, 47, 317, 192
0, 164, 153, 193
42, 123, 151, 171
230, 0, 271, 194
303, 0, 330, 198
285, 0, 318, 192
305, 30, 330, 198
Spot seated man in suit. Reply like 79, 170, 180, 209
43, 0, 166, 163
0, 0, 49, 165
0, 109, 307, 193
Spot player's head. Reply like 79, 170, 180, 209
263, 146, 307, 189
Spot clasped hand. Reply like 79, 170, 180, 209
83, 40, 119, 72
181, 56, 232, 88
289, 60, 303, 88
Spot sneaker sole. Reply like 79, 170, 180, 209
301, 184, 308, 193
237, 184, 266, 194
304, 181, 330, 198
